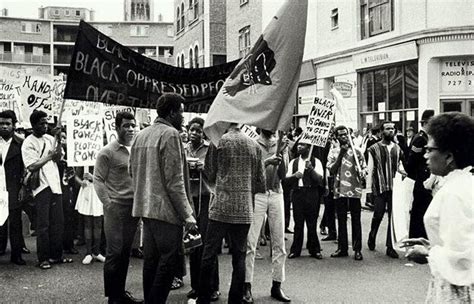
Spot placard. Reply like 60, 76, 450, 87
67, 115, 103, 166
299, 97, 336, 147
240, 125, 259, 140
407, 111, 415, 121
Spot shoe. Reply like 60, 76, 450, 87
259, 237, 267, 246
364, 202, 375, 210
311, 252, 323, 259
242, 282, 253, 304
30, 231, 37, 237
210, 291, 221, 302
322, 234, 337, 241
187, 289, 198, 299
131, 248, 144, 259
367, 231, 376, 251
330, 250, 348, 258
38, 261, 51, 269
271, 281, 291, 302
284, 228, 294, 234
122, 291, 144, 303
386, 248, 399, 259
93, 253, 106, 263
11, 257, 26, 265
255, 251, 264, 260
21, 247, 31, 254
354, 251, 363, 261
320, 227, 328, 235
287, 253, 299, 259
82, 254, 93, 265
64, 248, 79, 255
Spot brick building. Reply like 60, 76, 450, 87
173, 0, 226, 68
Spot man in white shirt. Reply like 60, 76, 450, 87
285, 143, 324, 259
22, 110, 68, 269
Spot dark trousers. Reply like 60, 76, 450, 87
282, 181, 292, 229
103, 203, 139, 298
0, 207, 23, 259
409, 186, 432, 239
189, 195, 219, 292
290, 188, 321, 255
35, 187, 64, 262
335, 198, 362, 252
198, 220, 250, 304
369, 191, 393, 249
84, 215, 103, 255
321, 192, 337, 236
142, 218, 182, 304
62, 186, 76, 251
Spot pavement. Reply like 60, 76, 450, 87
0, 208, 430, 303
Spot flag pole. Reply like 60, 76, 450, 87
54, 98, 67, 155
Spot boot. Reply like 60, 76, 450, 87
271, 281, 291, 302
242, 282, 254, 304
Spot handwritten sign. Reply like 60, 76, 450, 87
67, 115, 103, 166
63, 99, 103, 120
299, 97, 336, 147
103, 105, 136, 144
240, 125, 259, 140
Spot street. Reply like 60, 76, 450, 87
0, 209, 430, 303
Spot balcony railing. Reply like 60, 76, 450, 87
0, 52, 51, 64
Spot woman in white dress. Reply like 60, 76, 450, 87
403, 112, 474, 303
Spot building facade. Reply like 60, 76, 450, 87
0, 6, 174, 76
173, 0, 226, 68
124, 0, 154, 21
312, 0, 474, 132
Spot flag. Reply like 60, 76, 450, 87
204, 0, 308, 145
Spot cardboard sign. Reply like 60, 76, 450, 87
299, 97, 336, 147
67, 115, 103, 166
102, 105, 136, 144
240, 125, 259, 140
62, 99, 103, 120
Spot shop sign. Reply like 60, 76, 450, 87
353, 42, 418, 70
440, 58, 474, 93
333, 82, 353, 98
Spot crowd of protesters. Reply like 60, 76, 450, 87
0, 94, 472, 303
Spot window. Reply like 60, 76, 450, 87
238, 26, 251, 58
359, 62, 418, 132
65, 10, 70, 16
240, 0, 249, 6
176, 7, 181, 32
21, 22, 41, 33
180, 2, 185, 30
193, 0, 199, 19
33, 46, 43, 56
130, 25, 149, 36
194, 45, 199, 68
181, 54, 185, 68
189, 48, 193, 68
331, 8, 339, 29
360, 0, 393, 39
76, 10, 81, 16
54, 9, 59, 16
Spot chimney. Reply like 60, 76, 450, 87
2, 8, 9, 17
157, 13, 163, 22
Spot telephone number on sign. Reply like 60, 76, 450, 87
445, 80, 473, 86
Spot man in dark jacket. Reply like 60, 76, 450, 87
406, 109, 434, 238
0, 110, 26, 265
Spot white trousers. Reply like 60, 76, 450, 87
245, 190, 286, 283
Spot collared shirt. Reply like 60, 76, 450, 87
130, 118, 194, 225
327, 146, 366, 199
93, 139, 134, 205
424, 166, 473, 286
185, 140, 211, 197
256, 135, 286, 192
21, 134, 61, 196
286, 155, 324, 187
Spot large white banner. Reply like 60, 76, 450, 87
66, 115, 103, 167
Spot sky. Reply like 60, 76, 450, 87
1, 0, 175, 22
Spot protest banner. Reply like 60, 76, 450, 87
299, 96, 336, 148
66, 115, 103, 167
0, 82, 17, 112
62, 99, 103, 121
102, 105, 136, 144
64, 20, 239, 112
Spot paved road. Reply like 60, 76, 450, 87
0, 209, 430, 303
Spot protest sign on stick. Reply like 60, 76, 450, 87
66, 115, 103, 167
299, 97, 336, 148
